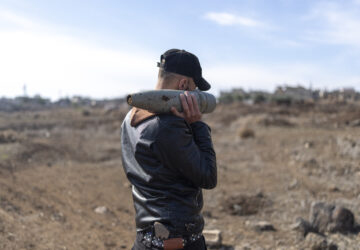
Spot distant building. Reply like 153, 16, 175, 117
321, 87, 360, 102
340, 88, 357, 101
274, 85, 313, 102
218, 88, 247, 104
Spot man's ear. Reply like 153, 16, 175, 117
178, 78, 188, 90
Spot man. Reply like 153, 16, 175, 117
121, 49, 217, 250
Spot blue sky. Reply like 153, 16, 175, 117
1, 0, 360, 100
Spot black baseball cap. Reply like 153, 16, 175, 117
157, 49, 211, 91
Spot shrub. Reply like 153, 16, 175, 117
238, 127, 255, 139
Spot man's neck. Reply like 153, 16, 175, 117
155, 80, 177, 90
155, 81, 163, 90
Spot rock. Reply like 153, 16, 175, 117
235, 244, 251, 250
94, 206, 108, 214
287, 179, 298, 190
304, 141, 314, 148
304, 233, 338, 250
225, 193, 271, 216
310, 202, 355, 234
44, 131, 51, 138
310, 202, 335, 234
258, 116, 295, 127
7, 233, 16, 241
203, 211, 213, 218
234, 244, 266, 250
303, 158, 319, 169
291, 217, 314, 237
336, 137, 360, 160
51, 212, 66, 223
349, 119, 360, 127
203, 229, 222, 247
234, 244, 264, 250
329, 233, 359, 250
247, 221, 276, 232
104, 241, 116, 248
330, 207, 355, 233
328, 185, 340, 192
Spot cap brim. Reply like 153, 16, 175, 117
196, 77, 211, 91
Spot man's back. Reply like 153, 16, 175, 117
122, 48, 216, 249
121, 108, 216, 236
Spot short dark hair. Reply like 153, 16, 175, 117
158, 68, 180, 83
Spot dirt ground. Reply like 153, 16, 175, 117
0, 102, 359, 249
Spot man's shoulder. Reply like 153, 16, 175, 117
122, 108, 185, 127
157, 113, 184, 124
122, 110, 188, 135
157, 114, 190, 130
136, 114, 189, 135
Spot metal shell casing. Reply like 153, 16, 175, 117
127, 89, 216, 114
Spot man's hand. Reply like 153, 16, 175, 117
171, 91, 202, 124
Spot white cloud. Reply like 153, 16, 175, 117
0, 9, 36, 29
305, 2, 360, 47
204, 12, 262, 27
0, 11, 158, 100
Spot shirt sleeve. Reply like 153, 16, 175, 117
153, 117, 217, 189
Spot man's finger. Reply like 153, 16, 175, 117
185, 92, 194, 115
180, 93, 190, 116
191, 94, 200, 114
171, 106, 184, 118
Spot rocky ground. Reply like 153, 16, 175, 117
0, 102, 359, 249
